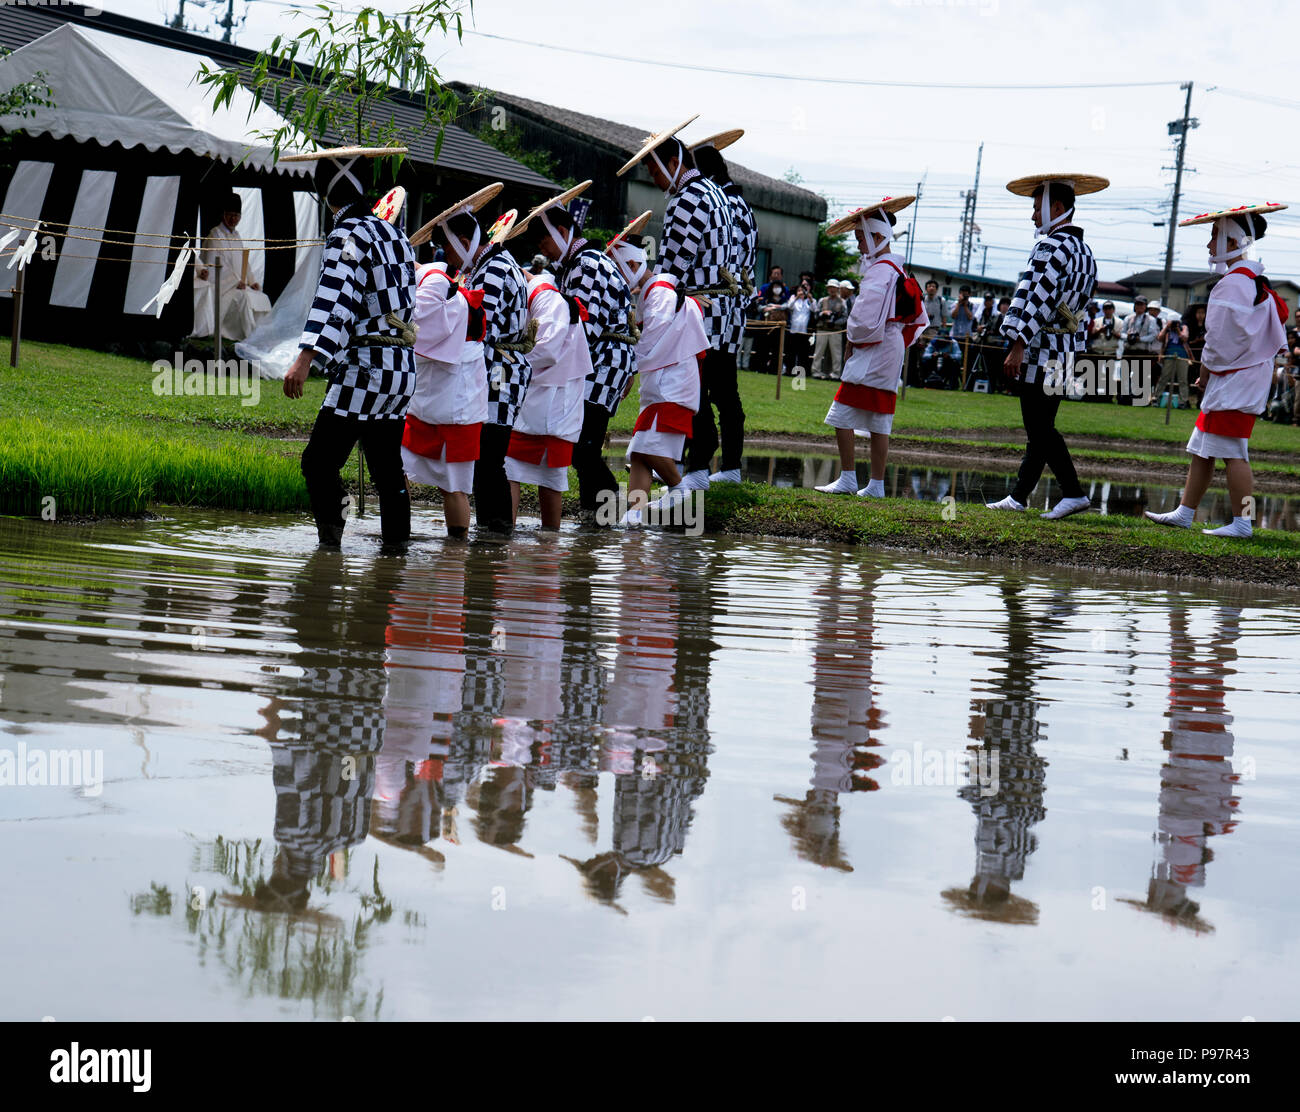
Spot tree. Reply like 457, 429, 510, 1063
0, 50, 55, 167
473, 120, 573, 189
197, 2, 474, 171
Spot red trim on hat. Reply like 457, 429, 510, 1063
402, 415, 482, 462
507, 431, 574, 467
1196, 409, 1256, 438
834, 381, 897, 414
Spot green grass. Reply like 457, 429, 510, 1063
1, 340, 327, 515
1, 417, 309, 516
701, 483, 1300, 585
613, 370, 1300, 467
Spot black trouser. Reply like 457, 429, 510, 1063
783, 332, 812, 374
1011, 378, 1084, 504
574, 401, 617, 513
300, 409, 409, 546
474, 422, 514, 533
686, 347, 745, 474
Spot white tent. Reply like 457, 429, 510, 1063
0, 22, 309, 174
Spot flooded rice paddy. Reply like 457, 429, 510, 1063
1, 511, 1297, 1020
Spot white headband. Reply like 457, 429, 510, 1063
1209, 214, 1255, 273
439, 204, 480, 269
611, 240, 649, 290
1036, 180, 1075, 238
649, 141, 685, 192
857, 209, 894, 259
540, 208, 574, 257
327, 156, 363, 200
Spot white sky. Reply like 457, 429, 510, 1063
107, 0, 1300, 285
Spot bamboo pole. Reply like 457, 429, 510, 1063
212, 255, 223, 365
775, 322, 785, 400
9, 265, 24, 368
357, 447, 366, 516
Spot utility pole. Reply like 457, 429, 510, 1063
1160, 82, 1198, 308
215, 0, 241, 45
905, 175, 924, 268
981, 245, 989, 277
958, 141, 983, 273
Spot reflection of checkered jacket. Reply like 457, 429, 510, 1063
271, 738, 379, 882
558, 243, 637, 413
1001, 226, 1098, 385
724, 183, 757, 347
301, 202, 417, 420
471, 245, 533, 427
661, 169, 736, 353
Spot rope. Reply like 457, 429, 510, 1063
0, 211, 323, 247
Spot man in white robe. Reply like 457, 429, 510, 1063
192, 191, 271, 342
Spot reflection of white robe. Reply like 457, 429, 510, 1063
192, 223, 271, 341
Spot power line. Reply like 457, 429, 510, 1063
459, 29, 1187, 92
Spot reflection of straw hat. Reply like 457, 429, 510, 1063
410, 182, 504, 247
508, 180, 592, 240
1179, 202, 1287, 227
941, 884, 1040, 925
824, 195, 916, 237
605, 210, 653, 255
1005, 173, 1109, 196
279, 145, 408, 162
616, 115, 699, 177
372, 186, 405, 225
688, 128, 744, 152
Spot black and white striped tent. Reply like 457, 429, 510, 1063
0, 22, 317, 348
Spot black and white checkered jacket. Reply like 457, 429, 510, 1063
1000, 225, 1098, 386
470, 244, 533, 428
724, 182, 757, 348
558, 240, 637, 413
660, 169, 737, 354
300, 200, 417, 420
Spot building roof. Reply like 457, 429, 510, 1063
1118, 268, 1218, 287
908, 261, 1016, 288
453, 84, 827, 222
0, 4, 555, 191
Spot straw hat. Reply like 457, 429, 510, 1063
372, 186, 405, 225
279, 145, 408, 163
410, 182, 504, 247
508, 180, 593, 240
688, 128, 744, 153
605, 210, 653, 255
824, 195, 916, 237
1005, 173, 1109, 196
616, 115, 700, 177
1179, 202, 1287, 227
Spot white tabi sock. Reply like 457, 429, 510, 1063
1203, 516, 1253, 538
858, 478, 886, 498
816, 470, 859, 494
1144, 504, 1194, 528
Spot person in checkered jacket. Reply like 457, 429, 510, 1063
542, 207, 638, 517
282, 148, 417, 550
616, 119, 741, 489
693, 140, 756, 487
987, 174, 1105, 521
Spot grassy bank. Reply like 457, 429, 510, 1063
699, 483, 1300, 586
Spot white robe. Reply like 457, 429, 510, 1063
1199, 258, 1286, 416
840, 251, 926, 393
192, 222, 271, 341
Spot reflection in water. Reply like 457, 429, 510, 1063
1120, 608, 1244, 933
943, 579, 1054, 925
3, 514, 1299, 1019
775, 558, 885, 873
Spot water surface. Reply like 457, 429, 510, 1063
1, 513, 1297, 1020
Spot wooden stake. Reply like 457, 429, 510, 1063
213, 255, 223, 365
775, 322, 786, 400
357, 446, 366, 516
9, 265, 24, 369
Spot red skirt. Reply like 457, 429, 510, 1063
1196, 409, 1256, 438
633, 402, 695, 436
402, 415, 482, 462
834, 381, 897, 414
507, 431, 574, 467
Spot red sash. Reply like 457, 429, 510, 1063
634, 402, 695, 435
834, 381, 897, 414
1195, 409, 1257, 438
402, 415, 482, 462
507, 431, 574, 467
1227, 266, 1289, 325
